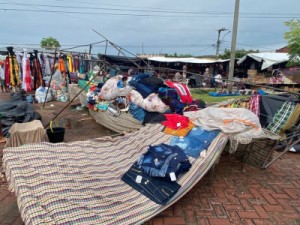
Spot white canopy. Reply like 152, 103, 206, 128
237, 52, 289, 70
147, 56, 229, 64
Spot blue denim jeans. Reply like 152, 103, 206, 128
137, 144, 191, 181
129, 103, 146, 122
170, 127, 220, 158
122, 163, 181, 205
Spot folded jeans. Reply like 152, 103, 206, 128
122, 163, 181, 205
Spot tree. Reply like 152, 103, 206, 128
284, 19, 300, 66
219, 48, 259, 59
40, 37, 61, 50
165, 52, 193, 57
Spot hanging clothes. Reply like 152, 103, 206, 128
73, 54, 79, 72
4, 56, 10, 87
249, 95, 260, 117
79, 55, 85, 74
22, 49, 32, 92
67, 54, 74, 72
58, 57, 66, 73
15, 53, 23, 81
31, 50, 43, 90
7, 47, 21, 87
44, 55, 52, 76
39, 53, 46, 77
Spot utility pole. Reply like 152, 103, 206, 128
216, 27, 228, 58
228, 0, 240, 93
89, 44, 92, 54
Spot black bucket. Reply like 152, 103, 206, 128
46, 127, 65, 143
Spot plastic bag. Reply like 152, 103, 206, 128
35, 86, 52, 103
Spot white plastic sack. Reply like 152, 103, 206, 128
100, 76, 132, 100
129, 90, 168, 113
35, 86, 52, 103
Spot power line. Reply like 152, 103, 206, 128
0, 7, 299, 18
1, 1, 299, 16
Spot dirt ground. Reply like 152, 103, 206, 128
32, 95, 116, 142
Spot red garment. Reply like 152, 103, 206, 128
89, 85, 97, 92
162, 114, 190, 129
32, 58, 43, 89
249, 95, 260, 117
165, 81, 193, 104
4, 56, 10, 86
58, 58, 66, 73
23, 58, 32, 92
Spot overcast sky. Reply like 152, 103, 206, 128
1, 0, 299, 57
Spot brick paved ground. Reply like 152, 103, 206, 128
0, 92, 300, 225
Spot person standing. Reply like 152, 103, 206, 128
174, 71, 182, 81
182, 64, 187, 80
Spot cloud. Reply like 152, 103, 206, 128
0, 0, 298, 56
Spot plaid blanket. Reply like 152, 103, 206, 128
3, 124, 228, 225
266, 101, 295, 134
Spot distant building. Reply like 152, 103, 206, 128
137, 53, 165, 59
276, 46, 289, 53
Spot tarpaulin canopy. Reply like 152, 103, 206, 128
237, 52, 289, 70
147, 56, 229, 64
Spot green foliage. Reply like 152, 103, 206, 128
284, 19, 300, 66
40, 37, 61, 50
219, 48, 259, 59
165, 52, 193, 57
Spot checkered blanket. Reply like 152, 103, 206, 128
3, 124, 228, 225
266, 101, 295, 134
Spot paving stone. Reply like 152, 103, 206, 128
237, 211, 260, 219
208, 218, 231, 225
163, 217, 186, 225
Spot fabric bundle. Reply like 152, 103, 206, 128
165, 81, 193, 104
162, 114, 195, 136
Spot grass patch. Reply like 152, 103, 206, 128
191, 88, 244, 103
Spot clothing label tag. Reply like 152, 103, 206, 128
170, 172, 177, 181
177, 122, 181, 127
179, 136, 184, 139
200, 150, 207, 158
136, 175, 142, 183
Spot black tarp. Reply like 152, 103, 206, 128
0, 91, 42, 137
